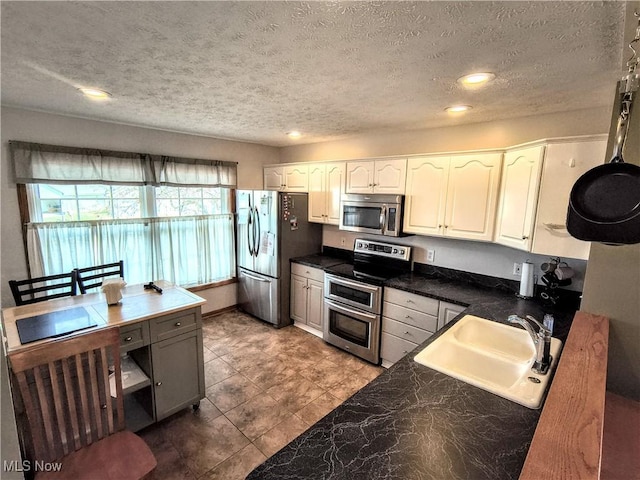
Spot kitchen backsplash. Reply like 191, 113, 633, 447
322, 225, 587, 292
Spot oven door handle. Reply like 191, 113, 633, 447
325, 275, 380, 294
324, 298, 378, 321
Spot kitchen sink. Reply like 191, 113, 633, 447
414, 315, 562, 409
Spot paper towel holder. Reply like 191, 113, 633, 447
516, 260, 536, 299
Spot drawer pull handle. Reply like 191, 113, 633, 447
156, 381, 162, 386
101, 404, 107, 410
403, 350, 408, 354
406, 299, 414, 303
405, 315, 412, 319
124, 336, 132, 342
175, 322, 182, 327
404, 331, 410, 334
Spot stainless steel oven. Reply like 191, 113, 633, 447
339, 194, 404, 237
323, 274, 382, 364
323, 239, 411, 365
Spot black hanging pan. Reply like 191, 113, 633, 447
567, 16, 640, 245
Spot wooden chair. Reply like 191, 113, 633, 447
9, 328, 156, 480
75, 261, 124, 294
9, 271, 78, 306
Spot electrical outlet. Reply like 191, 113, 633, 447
513, 263, 522, 276
341, 237, 346, 246
427, 249, 435, 262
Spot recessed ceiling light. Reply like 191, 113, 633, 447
287, 131, 301, 138
78, 87, 112, 101
445, 105, 472, 114
457, 72, 495, 88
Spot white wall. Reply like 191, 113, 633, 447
280, 107, 611, 163
0, 107, 280, 310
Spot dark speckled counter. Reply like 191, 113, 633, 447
290, 254, 348, 270
248, 269, 577, 480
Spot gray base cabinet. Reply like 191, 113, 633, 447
119, 307, 205, 430
381, 288, 465, 366
152, 329, 204, 421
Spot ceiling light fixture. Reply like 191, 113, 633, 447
78, 87, 112, 101
445, 105, 472, 114
457, 72, 496, 89
287, 131, 301, 138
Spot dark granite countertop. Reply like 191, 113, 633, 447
249, 269, 577, 480
290, 254, 348, 270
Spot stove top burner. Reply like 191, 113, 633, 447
326, 238, 412, 285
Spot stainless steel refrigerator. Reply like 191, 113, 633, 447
236, 191, 322, 327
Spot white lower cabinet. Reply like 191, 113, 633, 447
290, 264, 324, 333
381, 288, 465, 366
437, 301, 466, 330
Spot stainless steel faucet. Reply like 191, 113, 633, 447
507, 314, 552, 375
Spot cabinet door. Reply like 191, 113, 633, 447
532, 140, 606, 260
346, 161, 374, 193
152, 329, 204, 421
325, 162, 345, 225
445, 153, 503, 241
264, 166, 285, 190
306, 279, 324, 331
495, 146, 545, 251
283, 165, 309, 192
437, 301, 465, 330
290, 274, 308, 323
374, 158, 406, 194
308, 163, 326, 223
403, 156, 449, 236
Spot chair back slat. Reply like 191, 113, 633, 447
74, 353, 91, 445
9, 271, 77, 306
76, 261, 124, 294
60, 359, 82, 452
9, 329, 125, 463
33, 365, 57, 461
47, 362, 70, 456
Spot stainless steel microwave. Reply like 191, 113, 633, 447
339, 194, 405, 237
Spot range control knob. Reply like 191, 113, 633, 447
392, 248, 398, 254
357, 242, 362, 248
400, 249, 405, 255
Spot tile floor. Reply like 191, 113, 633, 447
140, 309, 384, 480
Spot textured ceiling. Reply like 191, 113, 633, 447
0, 1, 628, 147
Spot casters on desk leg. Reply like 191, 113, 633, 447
192, 401, 200, 411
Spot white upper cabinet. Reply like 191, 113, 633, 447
531, 139, 606, 260
445, 153, 503, 241
405, 153, 502, 241
494, 145, 545, 251
346, 158, 406, 194
264, 166, 285, 190
404, 156, 450, 236
308, 162, 345, 224
263, 164, 309, 192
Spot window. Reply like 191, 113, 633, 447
26, 184, 235, 287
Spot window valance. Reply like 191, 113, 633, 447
9, 141, 237, 187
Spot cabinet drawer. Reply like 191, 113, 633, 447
382, 317, 433, 344
291, 263, 325, 283
384, 288, 439, 316
119, 322, 150, 353
380, 332, 419, 364
150, 310, 199, 343
382, 302, 438, 332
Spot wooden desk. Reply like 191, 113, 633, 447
2, 281, 207, 431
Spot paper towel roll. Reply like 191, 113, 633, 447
519, 262, 535, 298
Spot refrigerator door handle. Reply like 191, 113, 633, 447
254, 206, 261, 257
240, 270, 271, 283
247, 205, 255, 256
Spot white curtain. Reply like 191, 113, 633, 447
26, 215, 235, 286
